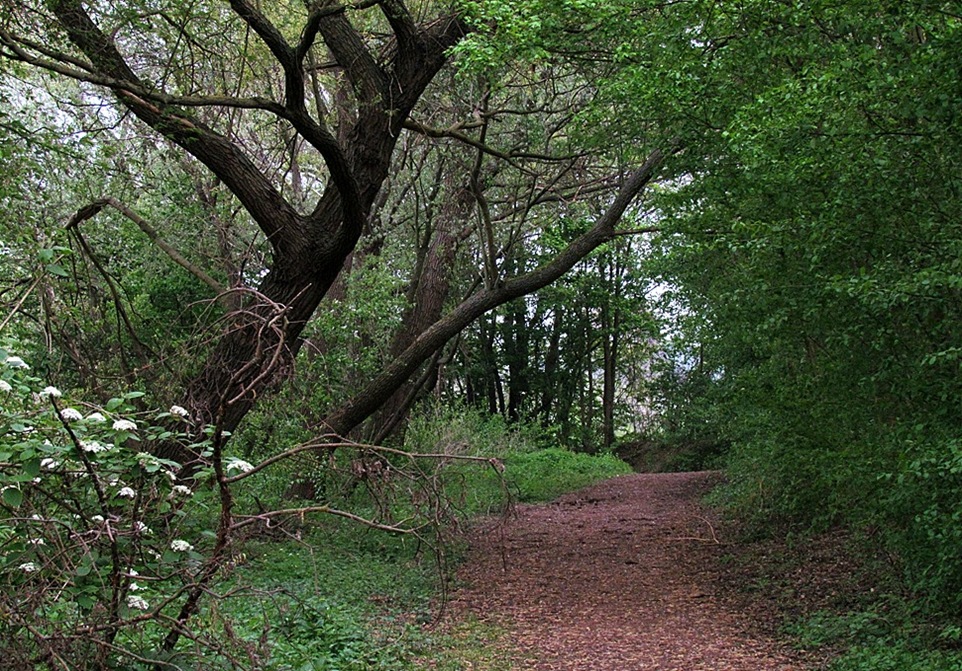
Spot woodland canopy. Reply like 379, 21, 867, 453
0, 0, 960, 668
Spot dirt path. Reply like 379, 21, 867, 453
449, 472, 810, 670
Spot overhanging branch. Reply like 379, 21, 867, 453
321, 148, 667, 436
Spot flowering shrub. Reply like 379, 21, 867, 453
0, 347, 218, 668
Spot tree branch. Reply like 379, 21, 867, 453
65, 198, 227, 296
298, 0, 383, 59
48, 0, 307, 255
315, 9, 388, 104
0, 29, 284, 112
379, 0, 420, 56
227, 0, 296, 71
226, 0, 367, 253
322, 149, 667, 435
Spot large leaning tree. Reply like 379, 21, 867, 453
0, 0, 666, 465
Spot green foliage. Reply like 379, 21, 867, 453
404, 407, 632, 513
785, 606, 962, 671
502, 448, 631, 502
219, 526, 436, 671
829, 646, 962, 671
645, 0, 962, 631
0, 346, 222, 668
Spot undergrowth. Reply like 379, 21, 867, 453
206, 407, 630, 670
787, 603, 962, 671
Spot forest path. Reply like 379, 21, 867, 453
448, 471, 810, 670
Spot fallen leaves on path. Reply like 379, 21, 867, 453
448, 472, 811, 670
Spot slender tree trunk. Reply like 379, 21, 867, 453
601, 308, 620, 450
539, 310, 563, 425
479, 316, 501, 415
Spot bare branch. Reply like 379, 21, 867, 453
66, 198, 226, 296
232, 505, 425, 535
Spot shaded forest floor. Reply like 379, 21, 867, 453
441, 471, 856, 670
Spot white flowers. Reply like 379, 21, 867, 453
86, 412, 106, 423
126, 594, 149, 610
59, 407, 83, 422
225, 457, 255, 474
117, 486, 136, 499
0, 380, 11, 392
136, 452, 157, 467
80, 440, 110, 454
5, 356, 29, 369
40, 457, 60, 470
39, 386, 62, 398
133, 521, 150, 534
112, 419, 137, 432
171, 485, 192, 497
19, 562, 38, 573
27, 538, 44, 546
170, 539, 193, 553
169, 405, 189, 417
91, 515, 104, 523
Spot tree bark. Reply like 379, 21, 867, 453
365, 183, 474, 443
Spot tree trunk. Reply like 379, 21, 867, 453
364, 184, 474, 443
601, 306, 620, 450
539, 310, 563, 426
505, 297, 530, 422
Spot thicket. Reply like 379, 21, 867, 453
640, 2, 962, 667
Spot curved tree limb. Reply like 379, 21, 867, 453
48, 0, 308, 255
321, 149, 668, 436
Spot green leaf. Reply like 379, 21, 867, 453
45, 263, 68, 277
2, 487, 23, 507
22, 459, 40, 478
